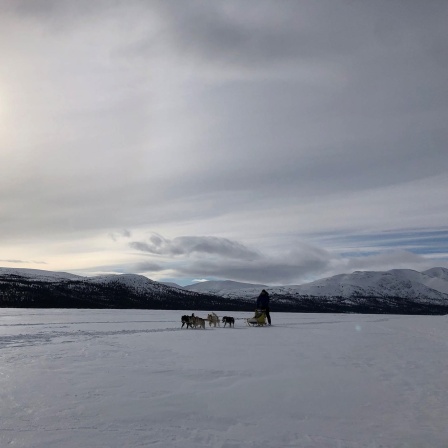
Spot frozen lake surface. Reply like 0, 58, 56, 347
1, 309, 447, 448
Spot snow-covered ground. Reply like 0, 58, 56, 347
1, 309, 447, 448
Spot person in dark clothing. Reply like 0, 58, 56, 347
256, 289, 271, 325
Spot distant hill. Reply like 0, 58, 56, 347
0, 269, 250, 311
0, 267, 82, 282
192, 268, 448, 299
184, 280, 267, 294
160, 281, 184, 289
175, 268, 448, 315
423, 267, 448, 282
1, 267, 448, 314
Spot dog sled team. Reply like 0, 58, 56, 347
181, 289, 272, 329
181, 312, 235, 329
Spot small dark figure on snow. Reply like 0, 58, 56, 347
181, 315, 193, 328
222, 316, 235, 327
256, 289, 271, 325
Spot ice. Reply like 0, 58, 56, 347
1, 309, 447, 447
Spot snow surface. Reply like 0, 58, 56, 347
1, 309, 448, 448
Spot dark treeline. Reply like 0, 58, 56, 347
0, 276, 252, 311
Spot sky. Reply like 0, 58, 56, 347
1, 0, 447, 286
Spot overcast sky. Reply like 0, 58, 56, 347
1, 0, 447, 286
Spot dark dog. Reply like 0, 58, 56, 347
181, 315, 193, 329
222, 316, 235, 327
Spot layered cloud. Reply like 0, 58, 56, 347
129, 234, 330, 284
130, 234, 261, 260
127, 233, 442, 285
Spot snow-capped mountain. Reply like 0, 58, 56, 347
1, 267, 448, 314
284, 269, 448, 303
423, 267, 448, 282
0, 267, 82, 282
185, 268, 448, 304
84, 273, 169, 295
160, 282, 184, 289
0, 268, 249, 311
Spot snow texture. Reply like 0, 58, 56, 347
1, 309, 447, 448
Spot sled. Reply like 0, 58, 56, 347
246, 309, 267, 326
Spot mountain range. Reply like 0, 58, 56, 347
1, 267, 448, 315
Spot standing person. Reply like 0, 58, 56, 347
256, 289, 271, 325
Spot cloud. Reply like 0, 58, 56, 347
130, 234, 261, 260
170, 247, 444, 286
129, 231, 448, 285
176, 252, 330, 285
129, 233, 332, 284
0, 1, 447, 281
71, 260, 163, 277
0, 259, 47, 265
146, 1, 447, 74
132, 261, 164, 273
340, 250, 430, 274
109, 229, 132, 242
1, 0, 130, 27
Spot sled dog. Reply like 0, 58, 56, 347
207, 312, 220, 327
192, 315, 206, 329
222, 316, 235, 327
181, 315, 193, 329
